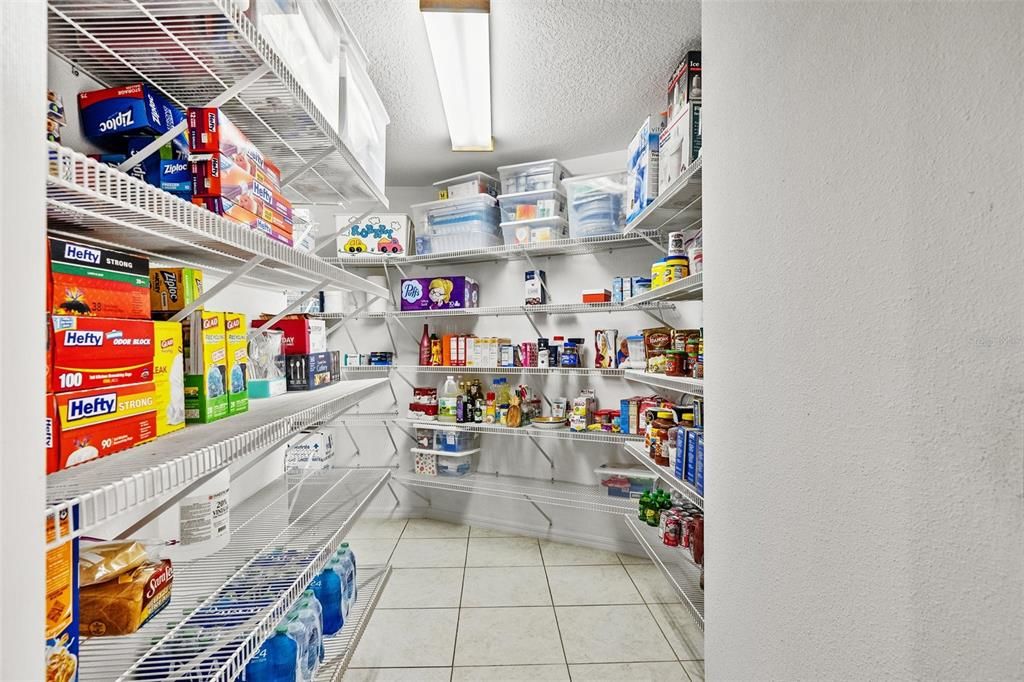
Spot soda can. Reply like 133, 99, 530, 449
663, 512, 682, 547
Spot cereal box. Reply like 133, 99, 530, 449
224, 312, 249, 416
153, 321, 185, 436
50, 383, 157, 472
184, 311, 229, 424
150, 267, 203, 317
48, 238, 150, 319
48, 316, 154, 393
45, 509, 79, 682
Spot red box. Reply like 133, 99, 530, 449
187, 107, 281, 185
191, 154, 293, 224
582, 289, 611, 303
251, 317, 326, 355
48, 316, 154, 393
193, 196, 293, 247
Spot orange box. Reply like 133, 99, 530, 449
49, 383, 157, 472
193, 196, 293, 247
582, 289, 611, 303
48, 238, 150, 319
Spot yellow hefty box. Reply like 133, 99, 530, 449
184, 311, 228, 423
153, 321, 185, 436
224, 312, 248, 416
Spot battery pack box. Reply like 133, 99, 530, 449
252, 317, 326, 355
153, 321, 185, 437
45, 510, 79, 682
150, 267, 203, 317
192, 196, 294, 247
184, 311, 229, 424
50, 383, 157, 472
285, 351, 340, 391
49, 316, 154, 393
191, 153, 293, 221
187, 107, 281, 185
48, 238, 150, 320
224, 312, 249, 416
78, 83, 187, 154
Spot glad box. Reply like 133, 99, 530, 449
399, 276, 479, 311
252, 317, 326, 355
184, 311, 229, 424
153, 321, 185, 436
224, 313, 249, 416
51, 383, 157, 472
49, 238, 150, 319
187, 107, 282, 186
49, 316, 154, 393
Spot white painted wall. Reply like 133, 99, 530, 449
703, 3, 1024, 679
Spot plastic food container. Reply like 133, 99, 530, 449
497, 159, 570, 195
497, 188, 567, 223
595, 464, 659, 498
412, 195, 502, 254
434, 172, 499, 200
563, 171, 626, 238
437, 453, 474, 477
500, 217, 569, 246
625, 334, 646, 369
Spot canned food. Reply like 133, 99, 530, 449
665, 350, 686, 377
668, 231, 687, 255
663, 512, 681, 547
651, 259, 668, 289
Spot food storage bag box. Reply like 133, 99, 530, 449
224, 313, 249, 416
150, 267, 203, 317
191, 153, 293, 220
48, 316, 154, 393
187, 107, 282, 186
159, 159, 193, 198
184, 311, 229, 424
497, 159, 570, 195
660, 102, 701, 190
433, 171, 499, 199
399, 275, 479, 311
626, 115, 662, 223
595, 464, 659, 498
45, 510, 79, 682
252, 317, 327, 355
285, 351, 340, 391
285, 430, 335, 471
336, 213, 412, 255
564, 171, 626, 238
48, 238, 151, 320
191, 196, 293, 247
153, 321, 185, 436
78, 82, 188, 154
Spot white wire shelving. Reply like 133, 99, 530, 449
79, 468, 391, 682
45, 378, 388, 546
624, 157, 703, 235
46, 144, 387, 296
47, 0, 387, 207
623, 442, 703, 509
625, 272, 703, 303
316, 565, 392, 682
394, 471, 635, 515
340, 364, 625, 378
623, 370, 704, 396
624, 515, 704, 631
395, 418, 644, 446
360, 301, 677, 320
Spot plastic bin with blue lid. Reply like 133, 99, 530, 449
563, 171, 627, 238
500, 216, 569, 246
497, 159, 570, 195
497, 187, 567, 223
411, 194, 502, 254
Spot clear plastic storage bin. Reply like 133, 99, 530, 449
434, 172, 499, 200
412, 195, 502, 255
497, 188, 567, 223
595, 464, 659, 498
437, 453, 474, 477
563, 171, 627, 238
434, 429, 480, 453
500, 217, 569, 246
497, 159, 570, 195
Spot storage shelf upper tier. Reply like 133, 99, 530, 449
359, 301, 677, 320
624, 157, 702, 234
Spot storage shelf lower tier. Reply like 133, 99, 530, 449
46, 378, 388, 546
623, 370, 704, 396
623, 515, 705, 631
624, 272, 703, 303
623, 442, 703, 509
394, 471, 635, 515
316, 565, 392, 682
396, 419, 644, 445
360, 301, 676, 320
79, 468, 390, 682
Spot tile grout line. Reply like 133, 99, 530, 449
448, 526, 471, 678
539, 540, 573, 680
620, 551, 691, 665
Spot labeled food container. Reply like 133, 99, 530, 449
433, 171, 499, 200
563, 171, 626, 238
497, 188, 567, 222
411, 195, 502, 255
500, 217, 569, 246
595, 464, 659, 498
497, 159, 570, 194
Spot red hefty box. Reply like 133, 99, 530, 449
48, 316, 154, 393
251, 317, 326, 355
191, 154, 293, 224
193, 196, 293, 247
187, 107, 281, 186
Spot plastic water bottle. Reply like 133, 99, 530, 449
439, 375, 459, 422
326, 558, 349, 623
295, 604, 323, 677
285, 615, 311, 682
268, 624, 299, 682
310, 567, 344, 635
337, 543, 357, 615
300, 590, 325, 662
241, 640, 272, 682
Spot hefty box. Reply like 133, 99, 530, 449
45, 510, 79, 682
193, 196, 293, 247
252, 317, 326, 355
150, 267, 203, 317
187, 107, 281, 186
48, 316, 154, 393
50, 383, 157, 472
286, 351, 340, 391
153, 321, 185, 436
224, 313, 249, 416
191, 154, 293, 228
184, 311, 229, 424
78, 83, 187, 154
399, 276, 479, 311
49, 238, 150, 319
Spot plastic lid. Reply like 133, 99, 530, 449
496, 158, 561, 172
496, 187, 567, 201
635, 277, 652, 284
499, 216, 568, 228
433, 171, 498, 187
340, 542, 350, 549
486, 392, 495, 399
410, 194, 498, 212
275, 624, 290, 634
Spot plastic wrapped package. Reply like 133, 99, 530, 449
563, 171, 627, 238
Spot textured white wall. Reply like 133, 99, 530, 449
703, 2, 1024, 679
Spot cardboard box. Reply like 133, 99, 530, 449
524, 270, 546, 305
150, 267, 203, 316
659, 102, 701, 190
45, 510, 79, 682
78, 83, 187, 153
285, 351, 340, 391
187, 107, 281, 185
284, 431, 335, 471
159, 159, 192, 197
399, 276, 479, 311
184, 311, 229, 423
153, 321, 185, 436
48, 238, 150, 319
49, 316, 154, 393
582, 289, 611, 303
224, 313, 249, 416
192, 196, 293, 246
252, 317, 326, 355
190, 153, 293, 224
666, 50, 701, 120
336, 213, 412, 256
626, 115, 662, 222
50, 383, 157, 472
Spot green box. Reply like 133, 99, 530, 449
225, 312, 249, 416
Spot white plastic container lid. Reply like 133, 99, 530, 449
433, 171, 499, 188
411, 193, 498, 212
497, 158, 562, 173
562, 170, 627, 187
499, 216, 569, 229
496, 187, 567, 202
595, 464, 660, 480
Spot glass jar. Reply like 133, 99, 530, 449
665, 350, 686, 377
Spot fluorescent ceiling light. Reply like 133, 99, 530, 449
420, 1, 493, 151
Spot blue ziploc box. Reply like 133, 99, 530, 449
126, 136, 175, 187
675, 427, 687, 478
612, 277, 623, 303
78, 83, 188, 154
160, 159, 193, 198
695, 433, 704, 495
685, 429, 698, 483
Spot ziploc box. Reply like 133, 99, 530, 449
193, 196, 293, 247
45, 509, 79, 682
184, 311, 229, 424
153, 321, 185, 436
695, 432, 704, 495
187, 107, 282, 186
50, 382, 157, 472
48, 316, 154, 393
78, 83, 187, 154
224, 313, 249, 416
48, 238, 150, 319
159, 159, 193, 198
252, 316, 326, 355
150, 267, 204, 317
399, 276, 479, 311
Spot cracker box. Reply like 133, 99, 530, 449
50, 383, 157, 472
78, 83, 188, 154
192, 196, 293, 247
184, 311, 229, 424
187, 107, 281, 185
153, 321, 185, 436
49, 316, 154, 393
191, 154, 293, 220
224, 312, 249, 416
285, 351, 340, 391
45, 509, 79, 682
252, 317, 326, 355
48, 238, 151, 319
399, 276, 479, 311
336, 213, 412, 256
150, 267, 204, 317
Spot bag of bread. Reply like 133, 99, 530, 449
79, 540, 149, 587
80, 560, 173, 636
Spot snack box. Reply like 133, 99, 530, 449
337, 213, 412, 256
78, 83, 188, 154
150, 267, 203, 317
224, 312, 249, 416
192, 196, 293, 247
190, 153, 293, 224
399, 275, 479, 311
184, 311, 229, 424
48, 383, 157, 473
153, 321, 185, 437
582, 289, 611, 303
252, 317, 326, 355
48, 238, 150, 320
45, 510, 79, 682
187, 107, 281, 186
285, 351, 341, 391
48, 316, 154, 393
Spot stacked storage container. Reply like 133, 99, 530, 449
563, 171, 627, 238
496, 159, 571, 246
411, 194, 502, 255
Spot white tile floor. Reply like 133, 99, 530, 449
345, 518, 703, 682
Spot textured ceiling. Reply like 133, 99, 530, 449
333, 0, 701, 186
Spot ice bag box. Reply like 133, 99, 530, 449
48, 316, 154, 393
286, 351, 341, 391
150, 267, 204, 318
337, 213, 412, 256
252, 317, 327, 355
184, 311, 229, 424
48, 238, 151, 320
192, 196, 293, 247
187, 107, 282, 186
153, 321, 185, 437
47, 383, 157, 473
78, 82, 188, 154
45, 510, 79, 682
399, 276, 479, 311
224, 312, 249, 416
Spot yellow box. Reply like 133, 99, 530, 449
224, 312, 248, 416
153, 321, 185, 436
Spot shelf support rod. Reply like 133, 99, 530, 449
654, 195, 702, 232
390, 367, 416, 390
641, 307, 672, 327
527, 435, 555, 469
391, 422, 420, 444
280, 147, 335, 189
522, 309, 543, 337
635, 229, 668, 254
168, 255, 266, 322
248, 278, 332, 341
325, 295, 380, 336
392, 479, 432, 506
525, 497, 553, 527
389, 315, 422, 346
343, 423, 360, 457
385, 482, 401, 506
